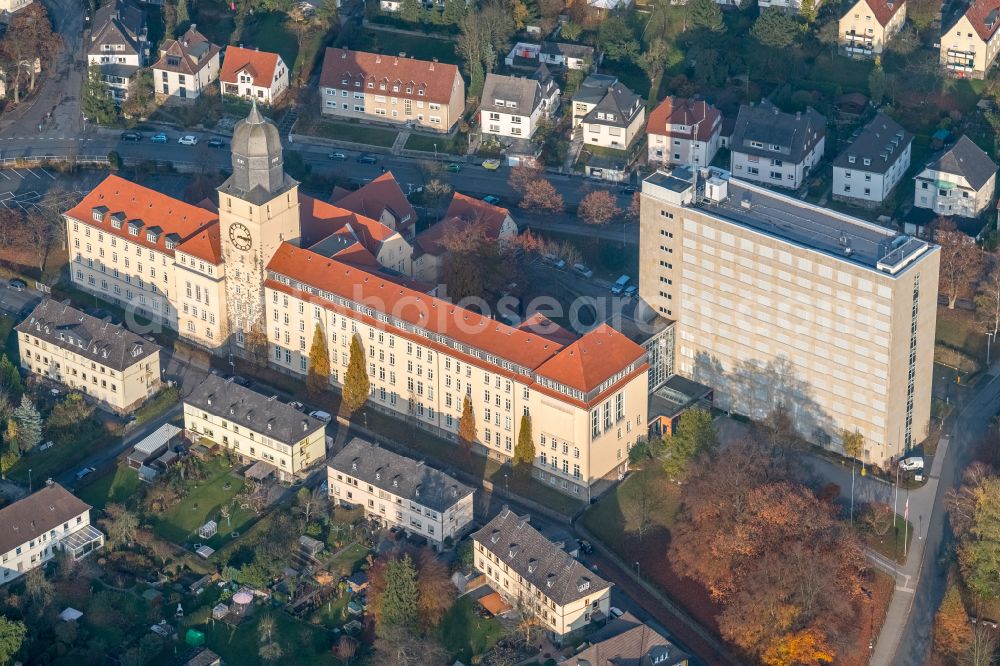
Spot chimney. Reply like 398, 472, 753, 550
341, 48, 348, 59
375, 54, 381, 64
796, 111, 802, 119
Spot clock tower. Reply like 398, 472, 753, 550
217, 100, 301, 349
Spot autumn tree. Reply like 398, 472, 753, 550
761, 628, 833, 666
578, 190, 622, 225
122, 70, 155, 119
508, 162, 542, 195
102, 503, 139, 549
513, 413, 534, 473
936, 218, 984, 309
976, 253, 1000, 339
626, 190, 641, 220
458, 395, 477, 455
306, 323, 331, 398
439, 219, 515, 301
25, 566, 54, 609
372, 625, 448, 665
520, 178, 565, 213
935, 578, 972, 662
662, 407, 717, 480
637, 38, 671, 92
861, 502, 894, 537
371, 554, 421, 630
341, 336, 369, 416
416, 549, 453, 630
334, 636, 358, 664
457, 3, 515, 96
955, 475, 1000, 601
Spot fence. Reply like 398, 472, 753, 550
0, 155, 110, 168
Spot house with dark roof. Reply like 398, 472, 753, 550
152, 24, 221, 103
87, 0, 148, 100
183, 374, 327, 479
940, 0, 1000, 78
319, 47, 466, 133
647, 96, 722, 168
472, 507, 612, 640
220, 45, 289, 104
327, 437, 475, 549
914, 135, 997, 218
16, 299, 162, 413
504, 41, 596, 70
480, 65, 560, 142
413, 192, 517, 282
0, 483, 104, 585
572, 612, 690, 666
572, 75, 645, 151
839, 0, 907, 58
832, 111, 912, 206
729, 100, 827, 190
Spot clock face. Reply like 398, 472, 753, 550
229, 223, 252, 251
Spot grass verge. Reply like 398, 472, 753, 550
297, 118, 398, 147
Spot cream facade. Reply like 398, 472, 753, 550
0, 0, 32, 12
839, 0, 906, 57
16, 300, 162, 413
639, 169, 939, 464
582, 110, 645, 150
940, 10, 1000, 78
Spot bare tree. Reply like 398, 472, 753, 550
621, 471, 667, 541
962, 625, 998, 666
936, 218, 984, 309
975, 252, 1000, 339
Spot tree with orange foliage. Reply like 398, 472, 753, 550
626, 190, 641, 220
577, 190, 622, 225
520, 178, 565, 213
508, 162, 543, 195
416, 549, 453, 631
934, 578, 972, 663
761, 628, 834, 666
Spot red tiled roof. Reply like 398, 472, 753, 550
964, 0, 1000, 41
220, 46, 281, 86
319, 47, 461, 106
416, 194, 512, 257
176, 224, 222, 264
299, 193, 399, 256
445, 192, 510, 228
860, 0, 906, 27
64, 174, 218, 259
535, 324, 647, 395
265, 243, 647, 396
517, 313, 578, 346
331, 172, 417, 233
647, 97, 721, 142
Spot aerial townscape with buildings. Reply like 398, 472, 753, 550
1, 0, 1000, 662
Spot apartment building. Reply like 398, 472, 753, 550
319, 47, 465, 133
914, 135, 998, 217
832, 111, 912, 207
638, 167, 939, 464
87, 0, 148, 100
220, 46, 289, 104
183, 374, 326, 479
0, 484, 104, 585
16, 299, 162, 413
328, 437, 475, 549
152, 25, 221, 103
729, 101, 826, 190
61, 105, 649, 497
940, 0, 1000, 78
839, 0, 907, 58
574, 612, 690, 666
647, 96, 722, 168
480, 66, 560, 141
472, 508, 612, 640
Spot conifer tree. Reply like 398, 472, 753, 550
513, 413, 534, 472
341, 336, 370, 416
306, 323, 330, 398
457, 395, 476, 454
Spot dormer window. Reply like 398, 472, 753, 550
406, 86, 412, 93
507, 101, 517, 109
848, 156, 856, 164
341, 77, 348, 84
749, 140, 763, 149
146, 230, 158, 243
418, 88, 425, 96
165, 239, 176, 250
863, 158, 871, 166
92, 207, 107, 222
367, 82, 374, 89
494, 98, 504, 106
392, 84, 399, 92
379, 83, 386, 90
770, 144, 781, 151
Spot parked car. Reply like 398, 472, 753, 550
207, 137, 226, 149
309, 410, 333, 423
619, 185, 637, 195
572, 263, 593, 279
576, 539, 593, 554
178, 135, 198, 146
899, 456, 924, 472
481, 158, 502, 170
120, 131, 141, 142
357, 153, 378, 164
289, 401, 304, 411
39, 441, 54, 451
624, 284, 638, 298
543, 253, 566, 270
445, 162, 462, 173
328, 151, 347, 160
7, 278, 26, 291
75, 467, 95, 480
150, 133, 168, 144
611, 275, 632, 295
609, 606, 624, 618
482, 195, 502, 205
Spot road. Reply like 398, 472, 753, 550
872, 369, 1000, 665
0, 0, 86, 140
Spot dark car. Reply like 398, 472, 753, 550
356, 153, 378, 164
7, 278, 26, 291
207, 137, 226, 149
619, 185, 637, 195
120, 131, 141, 142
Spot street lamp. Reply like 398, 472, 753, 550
634, 561, 640, 578
28, 468, 32, 493
503, 474, 508, 496
433, 143, 438, 161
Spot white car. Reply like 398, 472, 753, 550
609, 606, 624, 618
178, 135, 199, 146
899, 456, 924, 472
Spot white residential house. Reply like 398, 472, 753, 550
327, 437, 476, 550
729, 100, 827, 190
839, 0, 907, 58
914, 135, 998, 217
87, 0, 149, 101
939, 0, 1000, 78
151, 25, 221, 103
219, 46, 289, 104
572, 75, 645, 149
0, 484, 104, 585
479, 65, 560, 140
647, 96, 722, 168
832, 112, 912, 206
759, 0, 822, 12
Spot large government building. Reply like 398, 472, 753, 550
639, 167, 939, 464
63, 104, 649, 496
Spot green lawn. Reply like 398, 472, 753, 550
345, 27, 460, 65
307, 593, 351, 629
191, 611, 341, 666
150, 458, 256, 548
78, 464, 143, 509
132, 386, 180, 428
937, 306, 989, 363
0, 314, 17, 361
436, 595, 505, 664
298, 118, 399, 147
242, 11, 299, 78
191, 0, 236, 46
579, 465, 681, 546
857, 514, 913, 565
325, 541, 370, 577
405, 132, 466, 155
8, 419, 109, 486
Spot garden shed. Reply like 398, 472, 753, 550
198, 520, 218, 539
